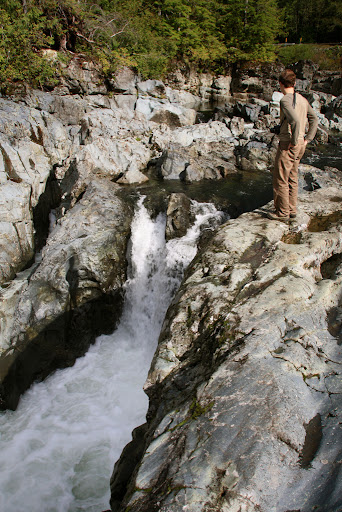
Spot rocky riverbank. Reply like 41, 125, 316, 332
0, 57, 341, 508
110, 181, 342, 512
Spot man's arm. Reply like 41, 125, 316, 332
305, 103, 319, 143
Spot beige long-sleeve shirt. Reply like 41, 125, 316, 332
279, 92, 318, 145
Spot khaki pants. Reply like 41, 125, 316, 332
273, 140, 306, 217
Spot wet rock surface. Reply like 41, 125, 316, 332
166, 193, 194, 240
111, 182, 342, 512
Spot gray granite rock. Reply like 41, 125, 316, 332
136, 97, 197, 127
0, 179, 133, 410
236, 139, 276, 172
154, 138, 238, 181
110, 67, 138, 95
60, 56, 107, 95
0, 63, 340, 418
150, 121, 238, 181
165, 87, 202, 110
229, 116, 245, 137
166, 193, 194, 240
0, 182, 34, 284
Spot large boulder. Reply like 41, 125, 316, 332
165, 87, 202, 110
59, 56, 108, 95
324, 96, 342, 131
58, 107, 153, 206
233, 101, 262, 123
0, 179, 133, 410
155, 139, 237, 182
110, 184, 342, 512
0, 182, 34, 284
236, 140, 276, 172
231, 62, 284, 101
228, 116, 245, 137
212, 75, 232, 104
312, 70, 342, 97
151, 122, 238, 181
136, 97, 197, 127
165, 193, 194, 240
110, 67, 138, 95
299, 163, 342, 192
152, 121, 233, 149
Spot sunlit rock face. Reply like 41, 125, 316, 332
111, 180, 342, 512
0, 62, 340, 289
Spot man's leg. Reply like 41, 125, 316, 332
273, 142, 293, 217
289, 141, 306, 216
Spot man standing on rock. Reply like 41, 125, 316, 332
267, 69, 318, 221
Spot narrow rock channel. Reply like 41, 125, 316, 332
0, 197, 224, 511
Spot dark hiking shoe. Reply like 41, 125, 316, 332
265, 211, 289, 223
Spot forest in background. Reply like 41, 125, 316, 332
0, 0, 341, 92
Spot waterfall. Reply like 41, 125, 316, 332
0, 197, 224, 512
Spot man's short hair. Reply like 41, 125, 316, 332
279, 69, 296, 88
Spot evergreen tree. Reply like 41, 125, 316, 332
140, 0, 226, 64
281, 0, 342, 43
218, 0, 281, 61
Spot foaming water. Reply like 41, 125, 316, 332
0, 197, 223, 512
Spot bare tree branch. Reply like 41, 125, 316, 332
105, 17, 120, 26
76, 32, 95, 44
110, 21, 129, 38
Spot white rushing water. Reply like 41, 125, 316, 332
0, 197, 224, 512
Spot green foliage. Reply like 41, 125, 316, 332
143, 0, 226, 64
218, 0, 281, 62
0, 0, 340, 91
276, 43, 342, 71
0, 6, 58, 92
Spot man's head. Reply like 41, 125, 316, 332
279, 69, 296, 89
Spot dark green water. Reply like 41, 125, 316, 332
118, 141, 339, 219
303, 140, 342, 171
133, 170, 273, 218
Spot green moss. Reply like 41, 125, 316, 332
169, 417, 189, 432
186, 305, 193, 328
134, 486, 153, 494
166, 484, 186, 496
169, 397, 214, 432
189, 397, 214, 419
